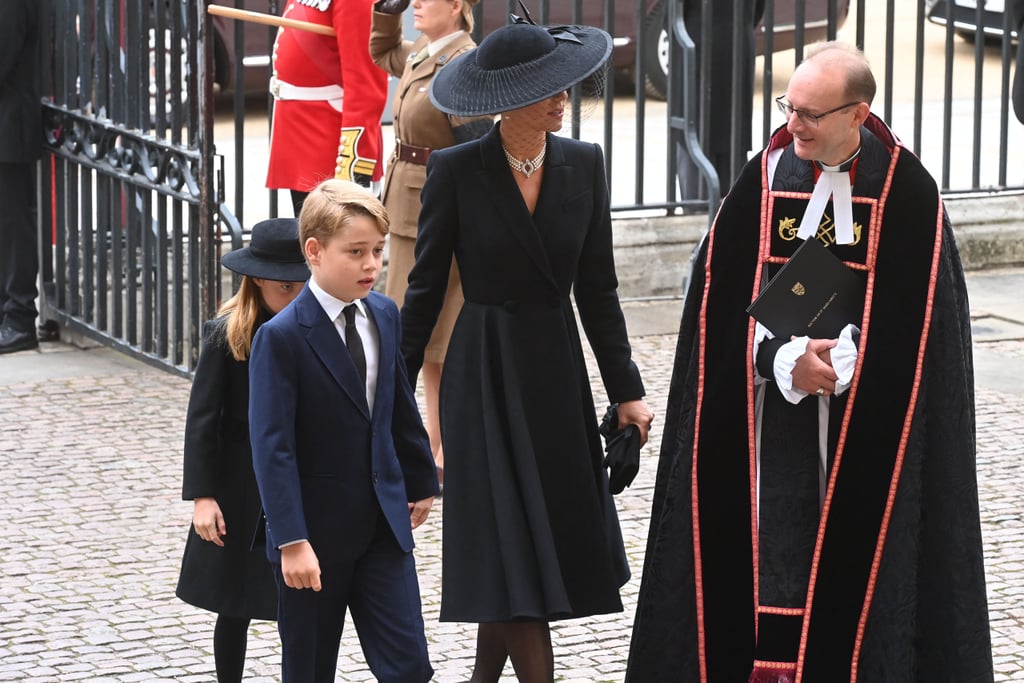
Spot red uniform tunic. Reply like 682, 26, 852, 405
266, 0, 388, 191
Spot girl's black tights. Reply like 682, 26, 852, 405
213, 614, 251, 683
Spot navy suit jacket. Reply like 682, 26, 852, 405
249, 287, 438, 565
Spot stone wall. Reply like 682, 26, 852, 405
610, 193, 1024, 299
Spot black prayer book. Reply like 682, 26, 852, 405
746, 237, 866, 339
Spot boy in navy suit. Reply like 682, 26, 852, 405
249, 179, 438, 683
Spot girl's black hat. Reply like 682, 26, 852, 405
221, 218, 309, 281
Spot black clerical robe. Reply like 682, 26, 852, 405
626, 114, 993, 682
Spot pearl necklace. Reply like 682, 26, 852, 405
502, 142, 547, 178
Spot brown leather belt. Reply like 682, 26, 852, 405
395, 140, 431, 165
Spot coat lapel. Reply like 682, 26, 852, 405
413, 31, 474, 78
532, 133, 572, 235
403, 36, 432, 82
479, 125, 559, 290
295, 287, 370, 419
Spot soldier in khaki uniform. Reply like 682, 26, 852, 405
370, 0, 491, 485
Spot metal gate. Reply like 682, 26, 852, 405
39, 0, 222, 374
38, 0, 1023, 372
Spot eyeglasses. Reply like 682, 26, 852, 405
775, 96, 861, 128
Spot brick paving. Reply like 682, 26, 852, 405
0, 331, 1021, 681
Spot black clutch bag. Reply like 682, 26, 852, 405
598, 404, 641, 495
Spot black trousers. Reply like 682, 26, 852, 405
0, 162, 38, 330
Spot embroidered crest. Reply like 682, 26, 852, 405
335, 127, 377, 180
778, 216, 798, 240
779, 213, 862, 246
791, 282, 806, 296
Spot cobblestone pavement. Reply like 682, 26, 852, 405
1, 297, 1022, 681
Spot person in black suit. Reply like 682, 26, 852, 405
176, 218, 309, 683
249, 180, 438, 683
0, 0, 42, 354
401, 19, 655, 682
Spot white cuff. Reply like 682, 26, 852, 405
830, 324, 860, 396
774, 336, 811, 404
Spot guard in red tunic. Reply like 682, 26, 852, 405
266, 0, 389, 215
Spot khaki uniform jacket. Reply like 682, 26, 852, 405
370, 13, 490, 239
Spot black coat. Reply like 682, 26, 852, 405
176, 317, 277, 621
401, 125, 645, 622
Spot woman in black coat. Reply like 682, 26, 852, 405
176, 218, 308, 683
401, 19, 655, 682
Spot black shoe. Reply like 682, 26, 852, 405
0, 322, 39, 354
37, 320, 60, 342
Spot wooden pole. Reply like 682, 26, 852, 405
206, 4, 336, 37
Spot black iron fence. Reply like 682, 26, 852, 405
215, 0, 1023, 222
39, 0, 1023, 372
40, 0, 224, 373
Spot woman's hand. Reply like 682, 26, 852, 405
616, 399, 655, 447
192, 497, 226, 547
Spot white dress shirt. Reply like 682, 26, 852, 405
308, 278, 380, 414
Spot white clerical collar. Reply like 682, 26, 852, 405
796, 148, 861, 245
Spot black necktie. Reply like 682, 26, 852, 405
342, 304, 366, 384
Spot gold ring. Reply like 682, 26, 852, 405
816, 387, 825, 396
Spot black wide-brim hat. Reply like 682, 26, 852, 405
221, 217, 309, 281
429, 21, 612, 117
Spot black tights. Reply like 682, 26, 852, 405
213, 614, 251, 683
289, 190, 308, 217
469, 621, 553, 683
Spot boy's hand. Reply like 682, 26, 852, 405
408, 497, 434, 529
192, 497, 226, 547
281, 541, 322, 591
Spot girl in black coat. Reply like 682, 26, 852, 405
176, 218, 308, 683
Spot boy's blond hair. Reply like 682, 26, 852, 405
299, 179, 389, 250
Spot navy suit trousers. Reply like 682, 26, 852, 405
273, 512, 432, 683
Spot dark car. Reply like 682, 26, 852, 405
208, 3, 278, 94
143, 2, 274, 116
476, 0, 850, 100
212, 0, 850, 101
925, 0, 1019, 43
